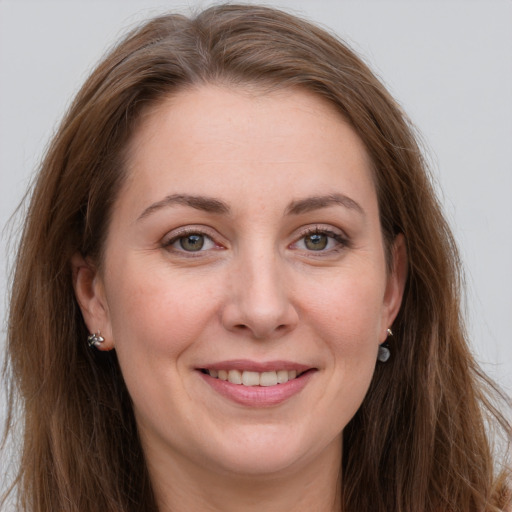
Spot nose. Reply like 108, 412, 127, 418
221, 250, 299, 340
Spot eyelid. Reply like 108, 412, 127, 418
290, 224, 350, 252
161, 225, 225, 253
160, 223, 349, 255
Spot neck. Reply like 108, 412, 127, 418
147, 437, 342, 512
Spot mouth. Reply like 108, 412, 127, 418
196, 360, 316, 406
199, 368, 307, 386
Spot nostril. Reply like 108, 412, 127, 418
221, 299, 299, 339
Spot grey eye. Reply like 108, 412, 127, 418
179, 234, 205, 251
304, 233, 328, 250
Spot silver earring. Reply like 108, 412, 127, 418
377, 328, 393, 363
377, 344, 390, 363
87, 332, 105, 348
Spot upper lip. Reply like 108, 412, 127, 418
197, 359, 313, 373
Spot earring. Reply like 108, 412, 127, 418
87, 332, 105, 348
377, 328, 393, 363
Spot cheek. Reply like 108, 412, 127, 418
105, 260, 220, 359
305, 269, 386, 347
318, 276, 385, 399
301, 267, 385, 407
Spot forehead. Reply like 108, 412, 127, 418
119, 84, 376, 219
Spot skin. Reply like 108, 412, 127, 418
73, 85, 407, 511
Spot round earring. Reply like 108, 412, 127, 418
87, 332, 105, 348
377, 328, 393, 363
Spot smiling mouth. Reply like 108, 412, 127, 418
200, 369, 307, 387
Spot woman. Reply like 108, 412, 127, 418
2, 4, 510, 511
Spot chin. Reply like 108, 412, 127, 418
199, 424, 337, 478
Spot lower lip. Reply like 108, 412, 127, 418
199, 370, 315, 407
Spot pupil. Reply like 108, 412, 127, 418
180, 234, 204, 251
306, 233, 327, 250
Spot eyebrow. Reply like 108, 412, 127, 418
285, 194, 365, 216
137, 194, 230, 221
137, 192, 364, 222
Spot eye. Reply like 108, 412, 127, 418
303, 232, 329, 250
164, 231, 218, 253
292, 227, 347, 252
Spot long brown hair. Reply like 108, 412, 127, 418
2, 4, 510, 511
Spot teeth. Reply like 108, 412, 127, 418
277, 370, 289, 384
228, 369, 242, 384
242, 371, 259, 386
207, 369, 302, 386
260, 371, 278, 387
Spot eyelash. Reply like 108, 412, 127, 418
161, 225, 349, 256
291, 226, 349, 254
161, 227, 221, 255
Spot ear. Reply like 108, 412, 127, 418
380, 233, 408, 342
71, 252, 114, 350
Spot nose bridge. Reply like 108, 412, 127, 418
245, 245, 283, 309
222, 237, 298, 339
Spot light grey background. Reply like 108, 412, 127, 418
1, 0, 511, 436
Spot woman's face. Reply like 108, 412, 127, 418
75, 85, 406, 479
